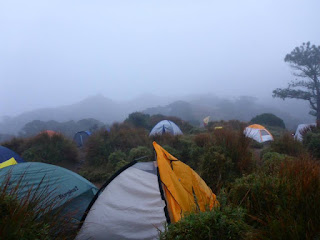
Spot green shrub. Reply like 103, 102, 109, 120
160, 206, 251, 240
21, 133, 78, 165
250, 113, 286, 129
303, 131, 320, 159
261, 151, 287, 174
250, 141, 264, 149
108, 123, 150, 152
124, 112, 151, 129
200, 147, 234, 192
128, 146, 153, 161
1, 137, 26, 155
213, 128, 253, 174
193, 133, 213, 148
85, 129, 112, 166
269, 133, 306, 157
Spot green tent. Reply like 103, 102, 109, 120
0, 162, 98, 221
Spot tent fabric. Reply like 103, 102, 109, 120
0, 146, 24, 169
77, 143, 217, 239
294, 123, 316, 141
40, 130, 58, 137
149, 120, 183, 136
244, 124, 273, 143
73, 131, 92, 147
77, 162, 166, 240
0, 157, 18, 169
0, 162, 98, 221
153, 142, 218, 223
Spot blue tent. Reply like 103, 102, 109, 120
73, 131, 92, 147
0, 162, 98, 221
0, 146, 24, 169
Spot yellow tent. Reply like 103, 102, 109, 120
154, 141, 219, 222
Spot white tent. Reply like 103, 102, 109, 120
77, 162, 166, 240
294, 123, 316, 141
149, 120, 183, 136
244, 124, 273, 143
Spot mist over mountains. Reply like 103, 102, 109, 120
0, 94, 314, 135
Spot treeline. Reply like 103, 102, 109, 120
19, 118, 106, 138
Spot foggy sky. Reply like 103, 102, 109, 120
1, 0, 320, 117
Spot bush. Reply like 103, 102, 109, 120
124, 112, 151, 129
213, 128, 253, 174
0, 175, 76, 239
85, 128, 112, 166
107, 151, 127, 169
250, 113, 286, 129
193, 133, 213, 148
1, 137, 26, 155
79, 167, 110, 183
269, 133, 306, 157
260, 152, 287, 174
85, 124, 150, 166
108, 123, 150, 152
21, 133, 78, 165
229, 156, 320, 239
200, 147, 234, 192
160, 206, 251, 240
128, 146, 153, 162
303, 131, 320, 159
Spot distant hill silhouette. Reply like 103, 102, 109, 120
0, 94, 314, 135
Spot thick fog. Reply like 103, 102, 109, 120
1, 0, 319, 118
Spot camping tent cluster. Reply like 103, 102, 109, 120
0, 137, 216, 240
77, 142, 217, 240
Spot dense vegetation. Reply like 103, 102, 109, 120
250, 113, 286, 129
2, 132, 78, 168
1, 112, 320, 239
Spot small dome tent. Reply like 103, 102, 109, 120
0, 162, 98, 221
77, 142, 218, 240
294, 123, 316, 141
149, 120, 183, 136
244, 124, 273, 143
40, 130, 59, 137
0, 146, 24, 169
73, 131, 92, 147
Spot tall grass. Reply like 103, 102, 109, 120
269, 133, 306, 157
0, 174, 77, 239
229, 155, 320, 239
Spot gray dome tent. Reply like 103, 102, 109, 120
149, 120, 183, 136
